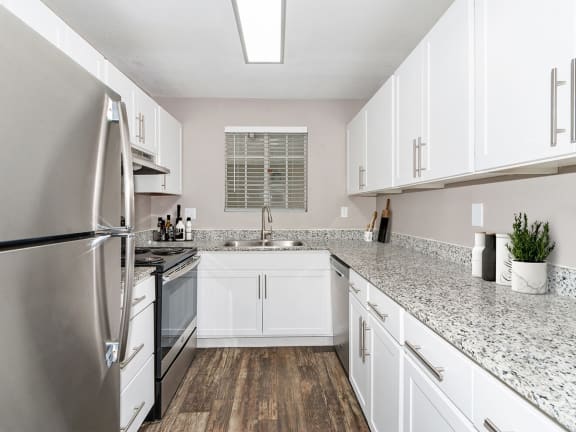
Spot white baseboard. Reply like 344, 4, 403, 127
197, 336, 334, 348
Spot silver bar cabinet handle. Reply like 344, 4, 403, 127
367, 301, 388, 322
551, 67, 567, 147
358, 316, 363, 358
264, 274, 267, 299
571, 59, 576, 143
120, 401, 145, 432
405, 341, 445, 382
120, 343, 144, 369
361, 319, 371, 362
418, 136, 427, 177
483, 418, 503, 432
412, 138, 417, 178
142, 114, 145, 143
349, 283, 360, 294
258, 275, 261, 299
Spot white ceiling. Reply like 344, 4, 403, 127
42, 0, 454, 99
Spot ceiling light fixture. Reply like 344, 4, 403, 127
231, 0, 285, 64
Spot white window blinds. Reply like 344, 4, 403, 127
225, 129, 308, 211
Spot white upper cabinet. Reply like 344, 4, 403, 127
135, 107, 182, 194
475, 0, 576, 171
347, 110, 367, 194
395, 44, 426, 186
103, 61, 137, 138
365, 76, 395, 190
425, 0, 474, 180
3, 0, 65, 48
396, 0, 473, 186
133, 88, 158, 155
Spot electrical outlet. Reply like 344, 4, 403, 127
472, 203, 483, 227
185, 208, 197, 220
340, 206, 349, 218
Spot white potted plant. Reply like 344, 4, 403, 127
507, 213, 555, 294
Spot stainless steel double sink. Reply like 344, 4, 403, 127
220, 239, 305, 248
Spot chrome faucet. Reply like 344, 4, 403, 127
261, 206, 273, 240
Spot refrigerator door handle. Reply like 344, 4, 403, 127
118, 233, 135, 362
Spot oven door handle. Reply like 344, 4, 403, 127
162, 256, 201, 282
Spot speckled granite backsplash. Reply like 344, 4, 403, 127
135, 228, 364, 241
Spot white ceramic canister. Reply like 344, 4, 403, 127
472, 232, 486, 277
495, 233, 512, 286
511, 261, 548, 294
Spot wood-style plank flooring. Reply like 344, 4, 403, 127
140, 347, 369, 432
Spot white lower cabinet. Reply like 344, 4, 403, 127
349, 294, 371, 414
262, 270, 331, 336
473, 367, 566, 432
403, 356, 475, 432
369, 314, 402, 432
120, 356, 155, 432
197, 271, 262, 337
197, 252, 331, 339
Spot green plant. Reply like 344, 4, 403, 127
507, 213, 555, 262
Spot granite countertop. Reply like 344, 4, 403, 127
122, 266, 155, 287
158, 238, 576, 431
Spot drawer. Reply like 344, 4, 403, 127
367, 284, 404, 344
131, 276, 155, 318
120, 355, 154, 432
473, 367, 565, 432
404, 313, 474, 419
349, 269, 368, 306
199, 251, 330, 271
121, 303, 155, 391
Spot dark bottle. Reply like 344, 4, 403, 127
165, 215, 174, 241
482, 233, 497, 281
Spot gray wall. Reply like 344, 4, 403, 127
149, 98, 376, 230
377, 172, 576, 267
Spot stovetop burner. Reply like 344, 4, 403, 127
135, 247, 151, 255
152, 248, 185, 256
136, 256, 165, 264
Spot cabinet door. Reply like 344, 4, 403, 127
262, 270, 331, 336
369, 316, 402, 432
347, 110, 367, 194
104, 61, 137, 142
60, 25, 104, 79
404, 356, 475, 432
425, 0, 473, 180
365, 77, 395, 190
197, 271, 262, 337
349, 294, 370, 416
3, 0, 65, 48
133, 89, 158, 155
395, 45, 426, 186
475, 0, 576, 170
135, 107, 182, 194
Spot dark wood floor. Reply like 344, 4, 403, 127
140, 347, 369, 432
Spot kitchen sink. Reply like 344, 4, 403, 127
221, 240, 305, 248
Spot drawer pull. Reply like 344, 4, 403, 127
405, 341, 445, 382
483, 418, 504, 432
120, 343, 144, 369
120, 401, 145, 432
349, 283, 360, 294
132, 295, 146, 307
367, 301, 388, 322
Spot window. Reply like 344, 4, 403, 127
225, 127, 308, 211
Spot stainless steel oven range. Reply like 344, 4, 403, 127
134, 246, 200, 419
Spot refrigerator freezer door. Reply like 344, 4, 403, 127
0, 8, 121, 244
0, 236, 121, 432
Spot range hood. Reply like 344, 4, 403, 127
131, 147, 170, 175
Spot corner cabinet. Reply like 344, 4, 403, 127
475, 0, 576, 171
135, 107, 183, 194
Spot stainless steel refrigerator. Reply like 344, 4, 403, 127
0, 7, 136, 432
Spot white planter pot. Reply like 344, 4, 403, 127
511, 261, 548, 294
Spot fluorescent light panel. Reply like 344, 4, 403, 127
232, 0, 285, 63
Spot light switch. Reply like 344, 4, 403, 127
340, 206, 348, 218
185, 208, 197, 220
472, 203, 483, 227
